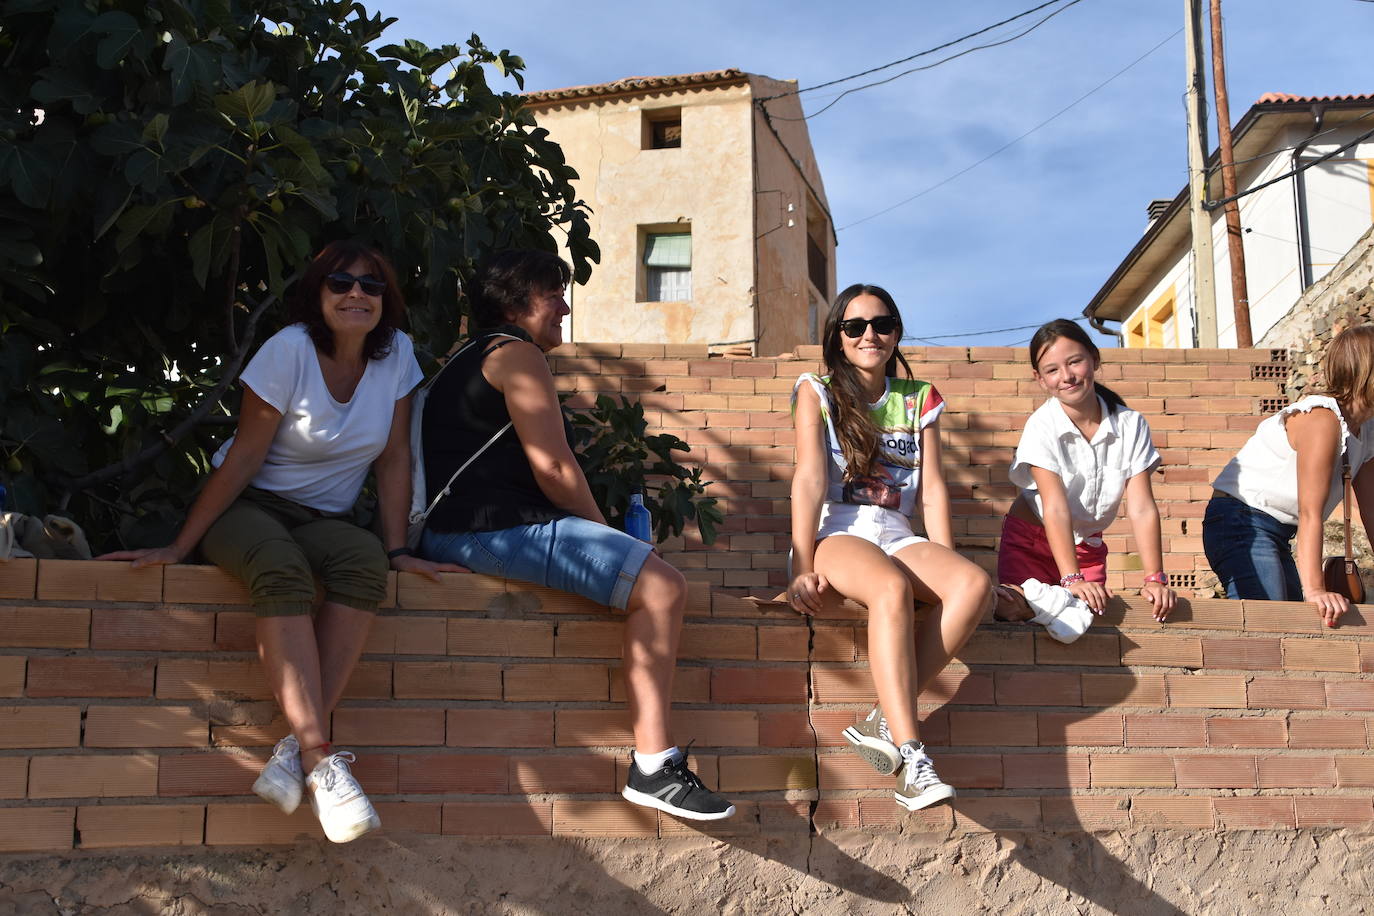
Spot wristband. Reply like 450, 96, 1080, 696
1059, 573, 1085, 587
387, 547, 413, 560
1143, 572, 1169, 587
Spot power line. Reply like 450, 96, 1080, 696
1203, 121, 1374, 209
838, 29, 1179, 231
771, 0, 1089, 122
1204, 108, 1374, 176
901, 315, 1092, 344
754, 0, 1080, 104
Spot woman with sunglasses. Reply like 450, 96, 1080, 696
789, 283, 991, 812
101, 240, 459, 843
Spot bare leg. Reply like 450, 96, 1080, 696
621, 553, 687, 753
814, 535, 923, 746
256, 615, 330, 773
891, 542, 994, 694
316, 601, 377, 713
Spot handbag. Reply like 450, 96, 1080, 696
1322, 451, 1366, 604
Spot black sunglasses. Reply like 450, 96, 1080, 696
838, 315, 900, 338
325, 271, 386, 296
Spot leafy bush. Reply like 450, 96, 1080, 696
570, 395, 721, 546
0, 0, 597, 548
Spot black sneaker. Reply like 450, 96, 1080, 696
621, 751, 736, 821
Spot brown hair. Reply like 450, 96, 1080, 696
821, 284, 913, 482
288, 240, 407, 360
1028, 318, 1125, 414
1323, 324, 1374, 425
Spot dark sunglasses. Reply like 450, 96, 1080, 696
325, 271, 386, 296
838, 315, 900, 338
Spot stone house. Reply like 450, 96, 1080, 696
523, 69, 835, 355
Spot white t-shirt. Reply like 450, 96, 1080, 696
1212, 395, 1374, 527
1009, 395, 1161, 545
212, 324, 424, 514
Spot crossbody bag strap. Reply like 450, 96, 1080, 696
414, 332, 521, 524
1342, 450, 1355, 563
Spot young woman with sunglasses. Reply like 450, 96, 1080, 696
101, 240, 460, 843
789, 283, 992, 812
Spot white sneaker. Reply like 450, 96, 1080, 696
306, 752, 381, 843
894, 742, 956, 811
252, 735, 304, 814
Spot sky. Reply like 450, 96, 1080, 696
383, 0, 1371, 347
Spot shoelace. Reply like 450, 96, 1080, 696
316, 751, 358, 793
900, 747, 942, 792
661, 744, 708, 792
876, 714, 892, 745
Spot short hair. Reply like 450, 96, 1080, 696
470, 249, 571, 329
1323, 324, 1374, 424
288, 240, 406, 361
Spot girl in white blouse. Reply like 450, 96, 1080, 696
1204, 325, 1374, 626
998, 320, 1176, 621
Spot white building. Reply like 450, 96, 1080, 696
1085, 93, 1374, 348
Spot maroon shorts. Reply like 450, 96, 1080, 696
996, 514, 1108, 586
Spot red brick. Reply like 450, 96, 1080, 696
1120, 634, 1202, 668
1242, 599, 1325, 633
1081, 674, 1166, 707
1247, 678, 1326, 709
1174, 755, 1257, 788
163, 564, 251, 605
1091, 755, 1174, 787
442, 801, 553, 836
332, 708, 445, 746
92, 608, 214, 651
30, 754, 158, 799
1295, 796, 1374, 827
213, 612, 255, 651
0, 655, 20, 697
446, 709, 554, 748
956, 630, 1035, 665
0, 557, 36, 598
155, 751, 263, 797
396, 754, 509, 794
552, 800, 657, 837
1287, 717, 1366, 748
920, 670, 996, 706
813, 799, 861, 831
1283, 638, 1360, 672
678, 624, 757, 660
1131, 796, 1213, 828
363, 615, 450, 655
205, 804, 323, 844
1167, 675, 1246, 709
38, 559, 161, 602
710, 667, 806, 704
1034, 633, 1120, 667
1125, 715, 1206, 747
393, 662, 501, 700
0, 606, 88, 648
1258, 755, 1336, 788
1202, 637, 1281, 670
0, 757, 24, 798
78, 804, 203, 849
1038, 713, 1124, 747
554, 709, 631, 747
505, 663, 609, 702
0, 807, 73, 851
86, 706, 207, 749
0, 706, 81, 748
395, 572, 506, 611
1336, 756, 1374, 787
22, 657, 155, 699
811, 627, 859, 662
757, 626, 809, 661
510, 754, 615, 793
857, 798, 952, 832
448, 619, 554, 657
610, 665, 710, 703
717, 755, 815, 791
1041, 795, 1130, 830
551, 621, 621, 657
1213, 796, 1295, 829
1326, 680, 1374, 710
1206, 717, 1287, 748
948, 711, 1037, 746
953, 797, 1041, 832
372, 801, 441, 835
1003, 754, 1090, 788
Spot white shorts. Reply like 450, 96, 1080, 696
815, 503, 927, 555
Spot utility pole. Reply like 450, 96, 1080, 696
1185, 0, 1218, 347
1210, 0, 1253, 347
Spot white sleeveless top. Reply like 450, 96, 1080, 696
1212, 395, 1374, 526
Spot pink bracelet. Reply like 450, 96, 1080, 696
1059, 573, 1085, 587
1143, 572, 1169, 586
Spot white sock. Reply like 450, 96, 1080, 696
634, 747, 683, 776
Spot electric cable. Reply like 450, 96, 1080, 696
1203, 122, 1374, 209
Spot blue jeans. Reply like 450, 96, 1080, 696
1202, 495, 1302, 600
420, 516, 652, 610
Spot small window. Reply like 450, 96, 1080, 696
643, 231, 691, 301
642, 107, 682, 150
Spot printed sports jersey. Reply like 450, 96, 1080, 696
792, 372, 945, 516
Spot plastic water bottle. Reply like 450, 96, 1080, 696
625, 490, 652, 543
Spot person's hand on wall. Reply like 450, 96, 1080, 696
788, 571, 828, 615
1305, 588, 1350, 628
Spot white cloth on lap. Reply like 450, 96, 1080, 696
1021, 578, 1095, 643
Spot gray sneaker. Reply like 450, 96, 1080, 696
252, 735, 303, 814
894, 741, 955, 811
842, 706, 902, 775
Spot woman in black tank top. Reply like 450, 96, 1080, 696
413, 250, 734, 822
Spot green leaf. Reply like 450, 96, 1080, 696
213, 80, 276, 123
164, 34, 220, 106
30, 67, 100, 114
142, 113, 169, 146
273, 124, 327, 181
186, 214, 235, 289
93, 11, 144, 69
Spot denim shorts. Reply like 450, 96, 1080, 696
420, 516, 653, 610
815, 503, 927, 555
1201, 494, 1302, 601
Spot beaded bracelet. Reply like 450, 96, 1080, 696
1059, 572, 1085, 587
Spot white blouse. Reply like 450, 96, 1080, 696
1009, 395, 1161, 545
1212, 395, 1374, 527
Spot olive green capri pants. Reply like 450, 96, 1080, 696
199, 487, 388, 617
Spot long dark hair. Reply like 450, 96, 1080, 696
821, 283, 913, 482
288, 240, 406, 361
470, 249, 571, 329
1028, 318, 1125, 414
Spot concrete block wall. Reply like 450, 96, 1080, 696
549, 342, 1294, 596
1, 556, 1372, 853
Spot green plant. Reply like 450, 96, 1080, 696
0, 0, 597, 547
569, 395, 721, 546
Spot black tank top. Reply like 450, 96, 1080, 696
422, 326, 570, 533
